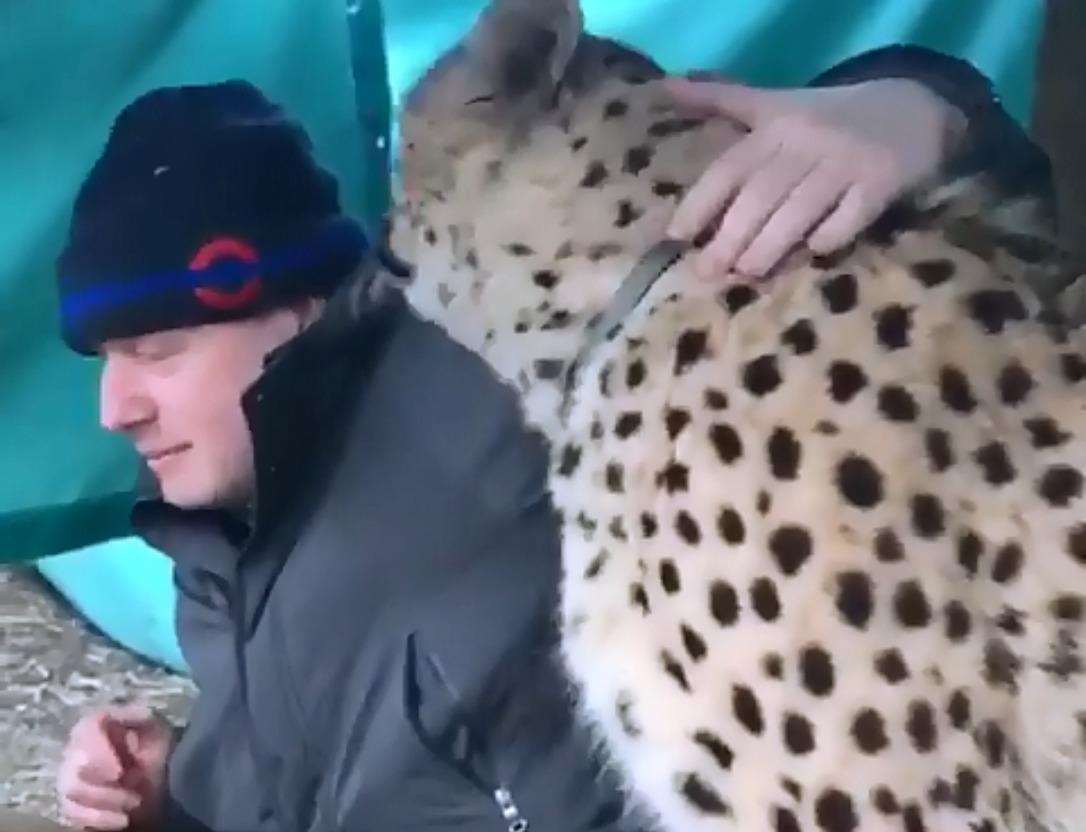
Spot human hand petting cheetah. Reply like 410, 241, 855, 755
664, 76, 968, 278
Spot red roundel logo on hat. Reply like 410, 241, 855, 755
189, 236, 264, 311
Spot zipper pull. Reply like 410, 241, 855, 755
493, 786, 529, 832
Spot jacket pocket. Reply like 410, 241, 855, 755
402, 631, 529, 832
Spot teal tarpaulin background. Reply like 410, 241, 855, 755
2, 0, 1043, 669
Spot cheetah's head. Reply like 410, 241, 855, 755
389, 0, 745, 419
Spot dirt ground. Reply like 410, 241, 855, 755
0, 566, 195, 822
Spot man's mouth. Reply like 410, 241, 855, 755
143, 444, 191, 464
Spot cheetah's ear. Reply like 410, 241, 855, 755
403, 0, 583, 121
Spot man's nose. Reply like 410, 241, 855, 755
99, 360, 156, 433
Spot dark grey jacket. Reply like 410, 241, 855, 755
131, 46, 1051, 832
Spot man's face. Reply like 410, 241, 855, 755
98, 306, 313, 510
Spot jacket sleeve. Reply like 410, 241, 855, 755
808, 44, 1053, 203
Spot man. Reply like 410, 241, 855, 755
53, 51, 1048, 831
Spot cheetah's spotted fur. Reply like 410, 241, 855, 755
388, 2, 1086, 830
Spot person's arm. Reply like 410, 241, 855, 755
809, 44, 1053, 202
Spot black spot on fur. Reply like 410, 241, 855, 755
630, 582, 649, 614
653, 180, 685, 198
974, 441, 1016, 486
828, 361, 867, 403
940, 366, 977, 413
820, 273, 859, 314
614, 412, 642, 438
657, 460, 689, 495
781, 318, 818, 354
605, 462, 625, 493
800, 645, 835, 696
872, 786, 901, 814
1038, 465, 1084, 507
770, 525, 813, 576
768, 427, 801, 480
679, 773, 729, 815
875, 649, 909, 684
815, 788, 858, 832
1024, 417, 1071, 449
911, 493, 945, 538
836, 454, 884, 508
532, 269, 559, 289
957, 531, 983, 577
1061, 352, 1086, 384
980, 720, 1006, 767
675, 329, 709, 375
615, 198, 643, 228
743, 354, 782, 396
659, 559, 679, 593
717, 507, 746, 545
998, 362, 1034, 406
992, 542, 1024, 584
676, 511, 701, 544
661, 650, 690, 691
640, 512, 657, 540
603, 98, 629, 119
622, 145, 653, 176
710, 580, 740, 626
875, 528, 904, 563
681, 623, 707, 662
626, 358, 647, 389
910, 259, 955, 288
944, 600, 971, 642
876, 304, 912, 350
580, 161, 609, 188
781, 778, 803, 803
570, 136, 588, 152
947, 689, 971, 730
1051, 594, 1085, 621
665, 408, 691, 439
763, 653, 784, 679
894, 581, 932, 628
751, 578, 781, 621
1067, 524, 1086, 564
775, 807, 801, 832
852, 709, 889, 754
906, 700, 937, 752
984, 638, 1021, 691
534, 358, 564, 380
783, 712, 815, 754
724, 284, 758, 315
925, 428, 955, 472
505, 242, 535, 257
710, 423, 743, 464
693, 730, 733, 770
704, 388, 728, 410
836, 572, 874, 629
967, 289, 1028, 334
732, 685, 764, 734
557, 444, 581, 476
757, 490, 771, 515
878, 385, 918, 422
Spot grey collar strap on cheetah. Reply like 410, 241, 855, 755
562, 237, 690, 404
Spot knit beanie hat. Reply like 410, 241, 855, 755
57, 79, 368, 354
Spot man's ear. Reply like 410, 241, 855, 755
289, 296, 326, 334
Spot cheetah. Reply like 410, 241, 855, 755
386, 1, 1086, 830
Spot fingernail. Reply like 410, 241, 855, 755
666, 221, 685, 239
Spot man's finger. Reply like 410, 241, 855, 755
59, 797, 130, 831
65, 781, 141, 815
807, 183, 889, 254
734, 163, 850, 277
662, 76, 782, 125
72, 732, 124, 785
667, 134, 778, 240
102, 704, 155, 728
697, 151, 817, 278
